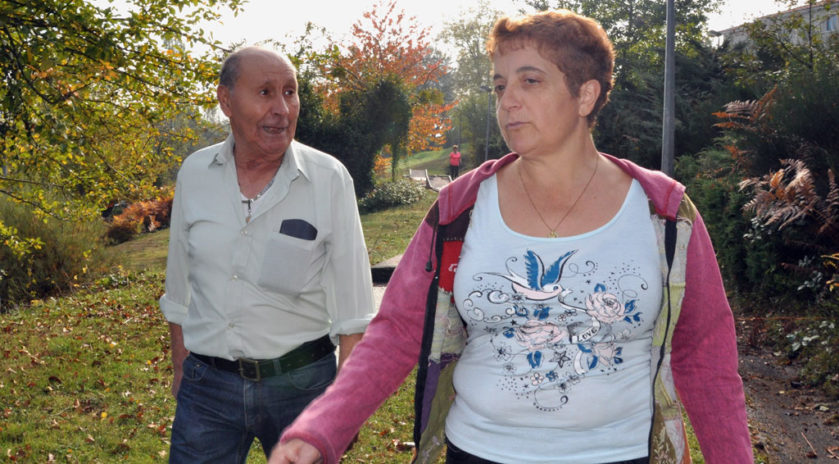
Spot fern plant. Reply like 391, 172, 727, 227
739, 158, 839, 296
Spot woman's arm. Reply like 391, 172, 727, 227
271, 211, 440, 464
671, 212, 753, 463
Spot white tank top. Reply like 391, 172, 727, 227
447, 175, 660, 464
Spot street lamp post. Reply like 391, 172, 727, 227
661, 0, 676, 176
480, 85, 493, 162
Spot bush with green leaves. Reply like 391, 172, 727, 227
676, 148, 803, 307
358, 179, 425, 212
0, 199, 112, 310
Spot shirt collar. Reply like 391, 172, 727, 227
283, 141, 311, 182
209, 134, 235, 167
208, 135, 311, 182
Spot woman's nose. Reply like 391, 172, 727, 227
498, 86, 519, 111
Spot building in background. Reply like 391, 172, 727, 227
713, 1, 838, 46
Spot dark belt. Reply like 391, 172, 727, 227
192, 335, 335, 382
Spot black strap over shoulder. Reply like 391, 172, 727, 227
665, 218, 677, 269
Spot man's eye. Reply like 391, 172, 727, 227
259, 89, 269, 96
284, 89, 296, 96
494, 85, 505, 93
524, 78, 539, 85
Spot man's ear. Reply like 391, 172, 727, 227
577, 79, 601, 119
217, 85, 232, 118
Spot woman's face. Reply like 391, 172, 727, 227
492, 44, 589, 158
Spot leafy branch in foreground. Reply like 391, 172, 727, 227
0, 0, 242, 226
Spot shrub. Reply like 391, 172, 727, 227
760, 314, 839, 399
0, 199, 112, 310
676, 148, 803, 308
358, 179, 424, 212
104, 196, 173, 244
105, 214, 143, 244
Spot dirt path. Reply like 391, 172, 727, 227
737, 317, 839, 462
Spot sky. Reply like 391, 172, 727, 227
202, 0, 795, 52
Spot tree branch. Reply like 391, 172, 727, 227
0, 189, 63, 220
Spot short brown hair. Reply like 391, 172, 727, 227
487, 10, 615, 125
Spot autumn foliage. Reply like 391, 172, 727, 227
105, 197, 174, 244
713, 74, 839, 299
319, 0, 454, 156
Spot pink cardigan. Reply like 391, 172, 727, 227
281, 153, 753, 463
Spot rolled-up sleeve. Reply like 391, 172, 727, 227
159, 174, 191, 325
323, 169, 374, 339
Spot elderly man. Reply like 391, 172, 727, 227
159, 46, 374, 462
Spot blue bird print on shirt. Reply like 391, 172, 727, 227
492, 250, 576, 301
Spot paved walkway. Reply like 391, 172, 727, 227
372, 284, 386, 311
370, 253, 402, 310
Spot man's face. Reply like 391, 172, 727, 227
218, 50, 299, 159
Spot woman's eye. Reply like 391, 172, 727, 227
259, 89, 269, 96
524, 78, 539, 85
494, 84, 505, 93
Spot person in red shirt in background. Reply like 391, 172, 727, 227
448, 145, 462, 179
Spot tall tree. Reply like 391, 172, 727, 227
518, 0, 725, 168
440, 0, 499, 96
0, 0, 242, 250
295, 74, 412, 194
439, 1, 507, 163
319, 0, 454, 174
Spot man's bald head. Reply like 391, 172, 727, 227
219, 47, 296, 89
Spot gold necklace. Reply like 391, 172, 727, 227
517, 155, 599, 238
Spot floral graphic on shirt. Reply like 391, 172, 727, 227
462, 249, 649, 412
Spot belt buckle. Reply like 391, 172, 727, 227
238, 358, 261, 382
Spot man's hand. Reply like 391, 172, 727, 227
169, 323, 189, 398
268, 439, 323, 464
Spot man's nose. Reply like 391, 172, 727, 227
271, 96, 289, 115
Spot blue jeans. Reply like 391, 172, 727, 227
170, 352, 336, 463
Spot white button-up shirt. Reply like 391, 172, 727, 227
159, 135, 374, 360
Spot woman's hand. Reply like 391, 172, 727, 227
268, 439, 323, 464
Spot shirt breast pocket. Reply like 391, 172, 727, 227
258, 234, 319, 296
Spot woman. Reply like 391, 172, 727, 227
449, 145, 462, 179
270, 10, 752, 464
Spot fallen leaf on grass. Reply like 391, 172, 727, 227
388, 439, 414, 452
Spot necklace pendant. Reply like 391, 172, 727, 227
548, 230, 558, 238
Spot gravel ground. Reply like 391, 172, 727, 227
737, 317, 839, 463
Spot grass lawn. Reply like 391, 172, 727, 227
363, 190, 437, 265
0, 191, 439, 463
392, 143, 474, 178
111, 228, 171, 272
395, 148, 450, 176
